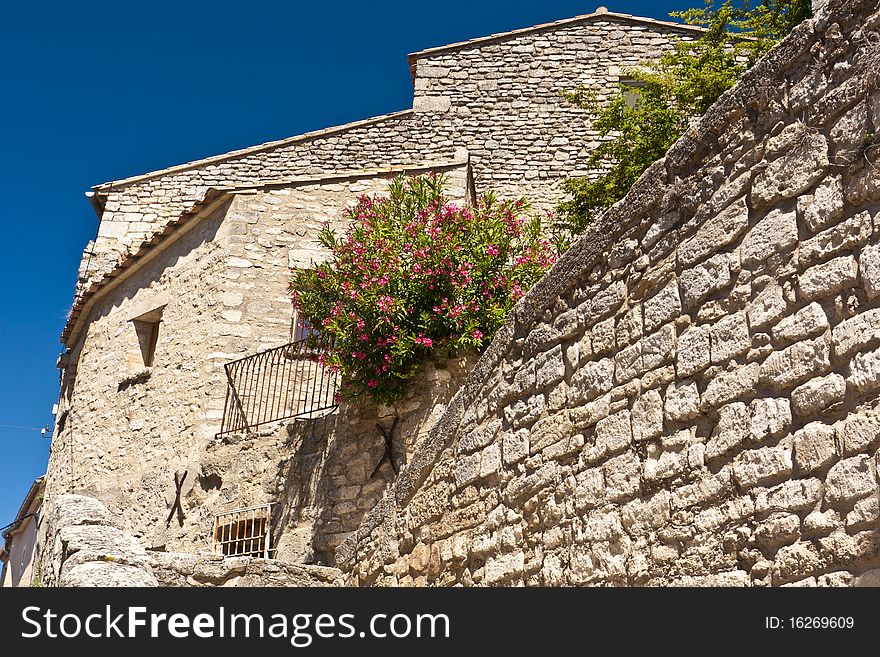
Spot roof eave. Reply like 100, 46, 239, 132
85, 191, 105, 219
5, 476, 45, 538
90, 110, 416, 193
63, 157, 471, 347
406, 9, 707, 70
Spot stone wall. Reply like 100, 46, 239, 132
409, 13, 697, 207
339, 0, 880, 587
73, 10, 695, 297
43, 494, 340, 587
81, 113, 456, 288
199, 352, 475, 564
44, 164, 473, 564
48, 8, 706, 579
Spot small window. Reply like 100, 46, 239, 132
122, 298, 167, 379
291, 310, 317, 343
213, 505, 271, 558
620, 77, 647, 108
131, 306, 164, 367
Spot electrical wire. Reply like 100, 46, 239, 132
1, 512, 36, 534
0, 423, 45, 432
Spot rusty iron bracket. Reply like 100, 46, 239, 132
165, 470, 188, 527
370, 417, 400, 479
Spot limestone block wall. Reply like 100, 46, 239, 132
409, 13, 697, 208
42, 494, 341, 587
45, 164, 472, 563
73, 11, 696, 300
340, 0, 880, 587
198, 352, 474, 564
82, 113, 458, 287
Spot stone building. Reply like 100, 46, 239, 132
1, 477, 44, 587
42, 7, 702, 583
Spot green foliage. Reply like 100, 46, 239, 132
556, 0, 811, 236
30, 563, 42, 588
290, 174, 557, 404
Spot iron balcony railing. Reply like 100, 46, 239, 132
217, 338, 339, 437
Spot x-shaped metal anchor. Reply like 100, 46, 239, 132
165, 470, 188, 527
370, 417, 400, 479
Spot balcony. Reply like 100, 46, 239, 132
217, 338, 340, 437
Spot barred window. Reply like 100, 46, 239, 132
213, 505, 271, 559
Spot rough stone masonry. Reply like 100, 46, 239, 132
45, 166, 479, 570
339, 0, 880, 587
70, 9, 698, 301
43, 8, 700, 580
42, 494, 341, 587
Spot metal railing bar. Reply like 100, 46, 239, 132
224, 362, 250, 434
216, 339, 339, 438
213, 504, 272, 559
258, 349, 273, 425
269, 346, 283, 423
242, 350, 258, 429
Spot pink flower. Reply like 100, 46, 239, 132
414, 335, 433, 348
486, 244, 499, 256
367, 379, 378, 388
472, 329, 483, 341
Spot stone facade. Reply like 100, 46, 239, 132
340, 0, 880, 587
407, 12, 697, 207
72, 9, 698, 303
48, 164, 473, 562
45, 7, 701, 577
42, 494, 341, 587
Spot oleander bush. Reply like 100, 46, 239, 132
290, 173, 557, 403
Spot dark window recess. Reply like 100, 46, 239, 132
131, 307, 164, 367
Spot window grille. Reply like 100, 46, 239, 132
212, 504, 271, 559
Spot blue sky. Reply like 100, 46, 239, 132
0, 0, 683, 527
